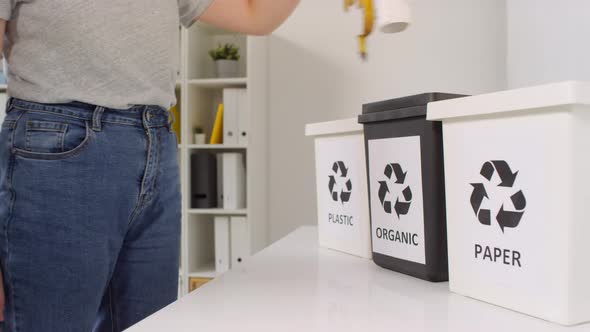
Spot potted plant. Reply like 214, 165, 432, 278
209, 43, 240, 78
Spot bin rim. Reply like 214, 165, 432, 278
358, 105, 426, 124
427, 81, 590, 121
359, 92, 466, 124
305, 118, 363, 137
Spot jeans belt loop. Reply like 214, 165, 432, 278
92, 106, 105, 132
6, 96, 14, 113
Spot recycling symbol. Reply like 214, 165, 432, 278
377, 163, 412, 218
470, 160, 527, 233
328, 161, 352, 204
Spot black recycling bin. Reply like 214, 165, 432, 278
358, 93, 465, 282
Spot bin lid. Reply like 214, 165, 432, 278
358, 93, 466, 124
305, 118, 363, 137
427, 81, 590, 121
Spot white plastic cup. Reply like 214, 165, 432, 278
375, 0, 412, 34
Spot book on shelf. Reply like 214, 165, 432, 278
237, 89, 249, 146
222, 152, 246, 209
214, 216, 230, 274
210, 103, 224, 144
223, 88, 248, 145
230, 216, 249, 266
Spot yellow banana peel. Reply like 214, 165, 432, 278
344, 0, 375, 60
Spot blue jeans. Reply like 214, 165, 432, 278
0, 98, 181, 331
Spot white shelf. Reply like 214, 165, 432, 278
188, 209, 247, 216
177, 27, 268, 297
188, 264, 216, 279
188, 78, 247, 88
182, 144, 247, 151
0, 84, 7, 90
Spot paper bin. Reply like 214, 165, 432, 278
306, 118, 372, 259
358, 93, 464, 281
427, 81, 590, 325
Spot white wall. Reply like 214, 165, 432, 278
507, 0, 590, 88
267, 0, 507, 242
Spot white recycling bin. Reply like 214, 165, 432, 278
427, 81, 590, 325
306, 118, 372, 259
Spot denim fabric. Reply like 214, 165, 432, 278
0, 98, 181, 332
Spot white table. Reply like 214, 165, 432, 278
127, 226, 590, 331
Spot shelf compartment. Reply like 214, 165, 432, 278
186, 86, 221, 143
188, 78, 247, 88
186, 25, 247, 80
187, 215, 216, 282
188, 209, 247, 216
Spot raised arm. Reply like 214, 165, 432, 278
199, 0, 300, 36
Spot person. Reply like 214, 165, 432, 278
0, 0, 299, 331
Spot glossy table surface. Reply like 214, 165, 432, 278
127, 226, 590, 331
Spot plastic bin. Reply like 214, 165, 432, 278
358, 93, 464, 281
427, 81, 590, 325
305, 118, 372, 259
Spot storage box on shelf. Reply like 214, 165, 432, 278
176, 22, 268, 295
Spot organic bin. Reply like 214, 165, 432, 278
305, 118, 372, 259
427, 81, 590, 325
358, 93, 465, 281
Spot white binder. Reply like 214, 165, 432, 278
223, 88, 240, 145
237, 89, 249, 146
214, 216, 230, 274
230, 216, 249, 266
222, 152, 246, 209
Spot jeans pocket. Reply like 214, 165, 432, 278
13, 117, 93, 161
25, 120, 68, 153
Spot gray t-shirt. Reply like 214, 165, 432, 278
0, 0, 213, 109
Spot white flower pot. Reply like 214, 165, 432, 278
215, 60, 239, 78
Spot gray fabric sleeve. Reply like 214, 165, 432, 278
0, 0, 13, 21
178, 0, 215, 28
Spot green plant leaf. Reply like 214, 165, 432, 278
209, 43, 240, 61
